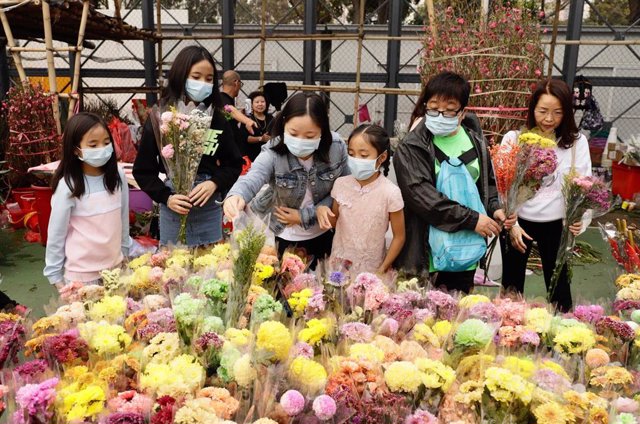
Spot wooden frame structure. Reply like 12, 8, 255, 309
0, 0, 90, 134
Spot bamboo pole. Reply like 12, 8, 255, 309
547, 0, 562, 78
68, 0, 89, 116
352, 0, 366, 126
426, 0, 437, 41
41, 0, 61, 134
156, 0, 163, 99
82, 87, 160, 94
9, 46, 82, 52
286, 84, 421, 96
0, 8, 27, 83
258, 0, 267, 87
0, 0, 38, 5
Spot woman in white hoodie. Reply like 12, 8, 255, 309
501, 79, 591, 312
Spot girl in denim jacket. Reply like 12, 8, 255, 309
224, 92, 349, 267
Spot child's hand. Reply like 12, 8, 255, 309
190, 180, 217, 207
376, 265, 388, 275
168, 194, 192, 215
223, 195, 246, 220
317, 205, 335, 230
54, 282, 64, 293
274, 206, 301, 226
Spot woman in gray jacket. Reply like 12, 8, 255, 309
224, 92, 349, 267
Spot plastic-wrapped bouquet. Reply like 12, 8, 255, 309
150, 102, 214, 244
491, 130, 558, 217
549, 172, 611, 302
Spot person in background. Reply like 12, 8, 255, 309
393, 71, 513, 293
317, 124, 405, 276
223, 92, 349, 268
220, 70, 257, 137
133, 46, 243, 247
44, 112, 131, 289
501, 79, 592, 312
239, 91, 274, 162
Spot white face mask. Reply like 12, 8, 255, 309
424, 113, 460, 136
185, 79, 213, 103
283, 132, 321, 158
348, 155, 381, 180
78, 144, 114, 168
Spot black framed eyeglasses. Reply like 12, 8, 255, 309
425, 108, 462, 118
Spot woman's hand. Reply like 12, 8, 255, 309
274, 206, 302, 226
54, 282, 64, 293
317, 205, 335, 230
493, 209, 518, 230
189, 180, 217, 207
509, 225, 533, 253
168, 194, 192, 215
569, 221, 583, 236
223, 195, 246, 221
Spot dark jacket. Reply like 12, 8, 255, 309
133, 111, 244, 204
393, 118, 499, 275
239, 113, 274, 161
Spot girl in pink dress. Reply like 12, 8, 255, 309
317, 124, 405, 275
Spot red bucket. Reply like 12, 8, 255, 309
612, 162, 640, 201
12, 187, 35, 211
32, 185, 53, 246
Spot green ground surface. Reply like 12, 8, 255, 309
0, 228, 619, 319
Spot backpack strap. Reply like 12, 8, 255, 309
434, 144, 478, 165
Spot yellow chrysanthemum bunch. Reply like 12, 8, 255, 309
128, 253, 151, 270
140, 354, 205, 397
288, 356, 327, 394
519, 131, 556, 149
553, 326, 596, 355
298, 318, 332, 346
288, 288, 313, 317
384, 361, 423, 393
349, 343, 385, 363
533, 401, 575, 424
615, 273, 640, 288
78, 321, 132, 356
525, 307, 553, 334
252, 263, 275, 286
484, 367, 534, 404
87, 295, 126, 323
458, 294, 491, 309
502, 356, 536, 379
224, 328, 253, 348
256, 320, 292, 361
589, 365, 634, 387
414, 358, 456, 391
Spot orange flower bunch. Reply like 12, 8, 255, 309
490, 142, 521, 213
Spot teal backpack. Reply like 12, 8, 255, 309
429, 145, 487, 272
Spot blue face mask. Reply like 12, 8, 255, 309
185, 79, 213, 103
78, 144, 114, 168
283, 132, 321, 158
348, 155, 381, 180
424, 113, 460, 136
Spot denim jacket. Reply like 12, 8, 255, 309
227, 133, 350, 234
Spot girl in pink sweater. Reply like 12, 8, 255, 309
44, 113, 131, 289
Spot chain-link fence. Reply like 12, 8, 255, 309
4, 0, 639, 142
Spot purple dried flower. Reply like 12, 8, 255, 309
14, 359, 48, 382
291, 342, 314, 359
596, 316, 636, 341
573, 304, 605, 324
469, 301, 501, 322
194, 332, 224, 353
106, 412, 146, 424
328, 271, 348, 287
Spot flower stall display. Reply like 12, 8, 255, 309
5, 240, 640, 423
